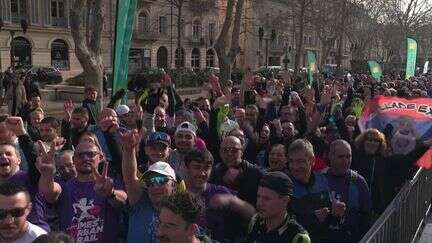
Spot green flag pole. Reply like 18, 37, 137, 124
112, 0, 138, 103
306, 51, 317, 86
405, 37, 418, 80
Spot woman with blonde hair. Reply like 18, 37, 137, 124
352, 128, 431, 215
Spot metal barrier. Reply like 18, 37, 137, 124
360, 168, 432, 243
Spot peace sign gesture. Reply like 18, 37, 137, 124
92, 162, 114, 198
36, 138, 65, 176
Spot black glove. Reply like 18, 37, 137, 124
107, 89, 126, 109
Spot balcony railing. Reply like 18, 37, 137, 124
133, 31, 160, 41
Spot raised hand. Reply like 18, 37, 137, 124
64, 100, 75, 122
209, 74, 223, 96
119, 129, 141, 151
92, 162, 114, 198
161, 74, 172, 87
314, 207, 330, 223
36, 138, 65, 176
193, 108, 206, 124
5, 116, 26, 136
100, 116, 119, 133
132, 105, 143, 121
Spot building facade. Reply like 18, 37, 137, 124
0, 0, 114, 78
0, 0, 351, 78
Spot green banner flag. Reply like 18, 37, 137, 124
112, 0, 138, 102
306, 51, 317, 85
368, 60, 382, 82
405, 37, 418, 80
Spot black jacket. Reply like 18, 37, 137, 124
352, 144, 428, 214
209, 160, 264, 206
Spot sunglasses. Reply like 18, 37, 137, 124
0, 207, 26, 220
76, 151, 99, 159
145, 176, 170, 188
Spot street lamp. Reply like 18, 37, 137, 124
283, 41, 291, 70
258, 27, 276, 68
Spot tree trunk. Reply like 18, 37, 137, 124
70, 0, 104, 114
214, 0, 245, 87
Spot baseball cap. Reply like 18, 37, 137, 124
175, 122, 197, 136
115, 105, 130, 116
143, 162, 176, 181
259, 172, 293, 196
146, 132, 171, 147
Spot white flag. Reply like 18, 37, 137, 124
423, 61, 429, 74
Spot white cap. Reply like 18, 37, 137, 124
175, 121, 197, 136
115, 105, 130, 116
143, 162, 176, 181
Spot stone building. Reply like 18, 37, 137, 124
0, 0, 350, 78
0, 0, 113, 78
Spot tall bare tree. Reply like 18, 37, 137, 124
70, 0, 104, 108
214, 0, 246, 85
310, 0, 339, 68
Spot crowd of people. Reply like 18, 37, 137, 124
0, 66, 430, 243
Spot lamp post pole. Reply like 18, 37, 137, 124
9, 30, 15, 69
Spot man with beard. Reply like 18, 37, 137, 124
38, 117, 63, 152
184, 149, 255, 242
246, 172, 310, 243
37, 139, 127, 243
210, 136, 264, 206
120, 129, 177, 243
61, 100, 90, 147
168, 122, 197, 179
157, 192, 217, 243
0, 182, 46, 242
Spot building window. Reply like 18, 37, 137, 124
206, 49, 215, 67
30, 0, 39, 24
51, 0, 66, 27
175, 48, 185, 68
192, 20, 201, 39
191, 48, 201, 71
51, 39, 69, 70
208, 22, 215, 44
10, 0, 27, 23
137, 12, 148, 33
11, 37, 32, 67
159, 16, 167, 35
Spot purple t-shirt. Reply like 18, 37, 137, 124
9, 171, 49, 231
56, 178, 123, 243
199, 183, 237, 242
